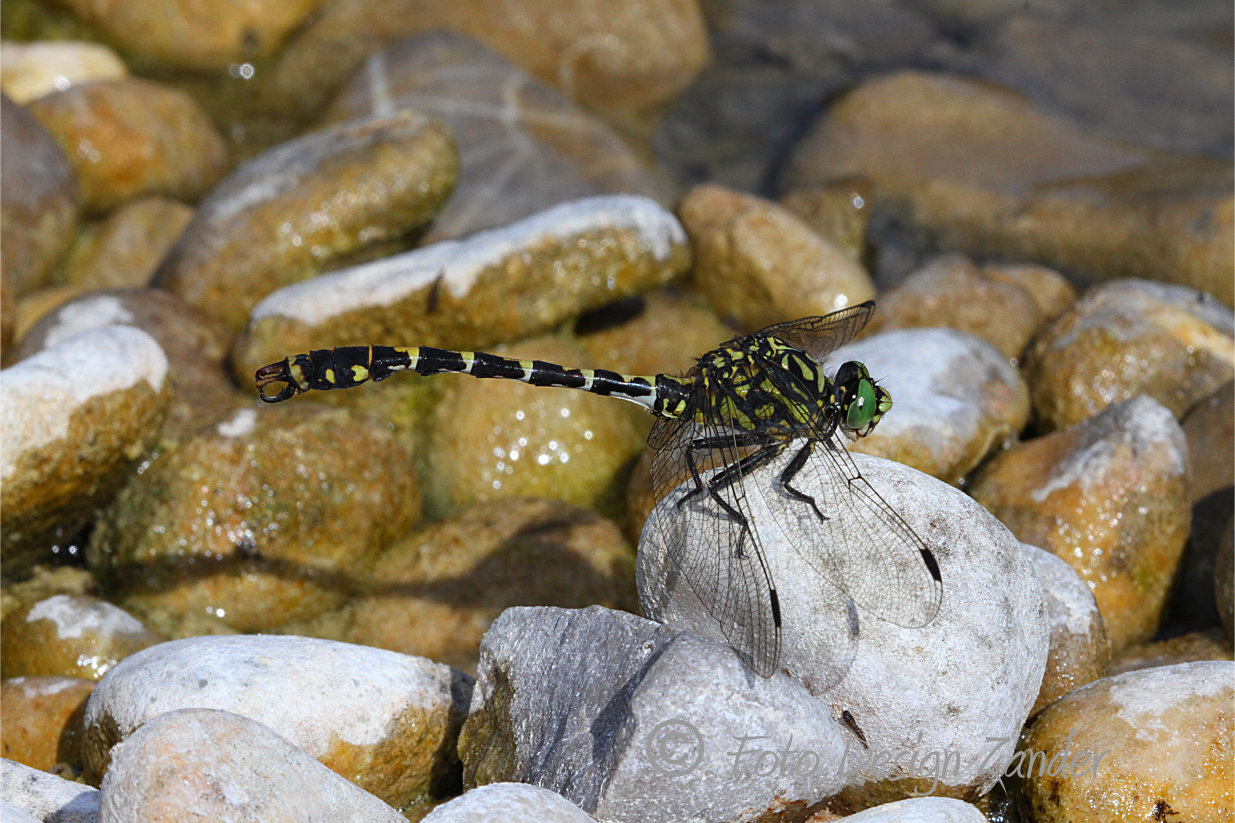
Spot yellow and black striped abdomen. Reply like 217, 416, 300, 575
255, 345, 693, 416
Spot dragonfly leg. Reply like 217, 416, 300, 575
779, 442, 828, 522
681, 435, 782, 558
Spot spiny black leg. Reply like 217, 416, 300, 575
780, 442, 827, 522
681, 435, 780, 558
678, 432, 772, 507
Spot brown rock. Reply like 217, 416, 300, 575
0, 676, 94, 769
60, 197, 194, 290
1024, 280, 1234, 431
25, 78, 227, 213
1018, 662, 1233, 823
233, 195, 691, 382
88, 404, 421, 634
678, 183, 875, 331
1023, 546, 1110, 716
981, 262, 1076, 324
1, 325, 169, 571
0, 94, 79, 295
777, 179, 873, 265
574, 290, 733, 380
786, 71, 1234, 306
155, 109, 458, 332
14, 288, 240, 438
1111, 629, 1233, 675
422, 336, 645, 520
54, 0, 318, 72
0, 594, 162, 680
971, 397, 1190, 650
301, 498, 637, 673
323, 31, 674, 244
864, 253, 1051, 360
266, 0, 709, 132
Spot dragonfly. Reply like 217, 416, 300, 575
255, 300, 943, 677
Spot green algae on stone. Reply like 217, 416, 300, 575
88, 404, 421, 634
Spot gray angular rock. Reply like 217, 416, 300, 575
461, 606, 851, 823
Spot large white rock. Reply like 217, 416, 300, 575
638, 449, 1049, 796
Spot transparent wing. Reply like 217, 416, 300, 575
753, 350, 943, 629
754, 301, 875, 363
644, 409, 781, 678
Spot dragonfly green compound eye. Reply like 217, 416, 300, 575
846, 378, 880, 430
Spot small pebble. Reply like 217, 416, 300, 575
0, 676, 94, 770
0, 40, 127, 103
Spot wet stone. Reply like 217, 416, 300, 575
822, 328, 1030, 483
266, 0, 709, 135
14, 288, 240, 438
785, 71, 1234, 306
0, 40, 127, 104
639, 451, 1048, 803
1018, 661, 1233, 823
294, 497, 638, 673
97, 708, 408, 822
1, 325, 169, 571
59, 197, 194, 290
323, 31, 674, 244
653, 0, 935, 193
87, 403, 420, 635
53, 0, 318, 72
0, 594, 162, 680
422, 336, 646, 521
981, 262, 1077, 325
863, 253, 1062, 361
1021, 545, 1110, 716
778, 179, 874, 265
83, 634, 472, 810
423, 783, 594, 823
1109, 630, 1233, 676
678, 183, 874, 331
574, 290, 733, 381
970, 14, 1232, 158
1, 758, 99, 823
0, 676, 94, 770
1, 94, 79, 296
25, 78, 227, 213
155, 109, 457, 333
1024, 279, 1234, 431
234, 194, 691, 381
971, 396, 1191, 650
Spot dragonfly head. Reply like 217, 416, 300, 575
832, 361, 891, 438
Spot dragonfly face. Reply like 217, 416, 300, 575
831, 360, 891, 438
